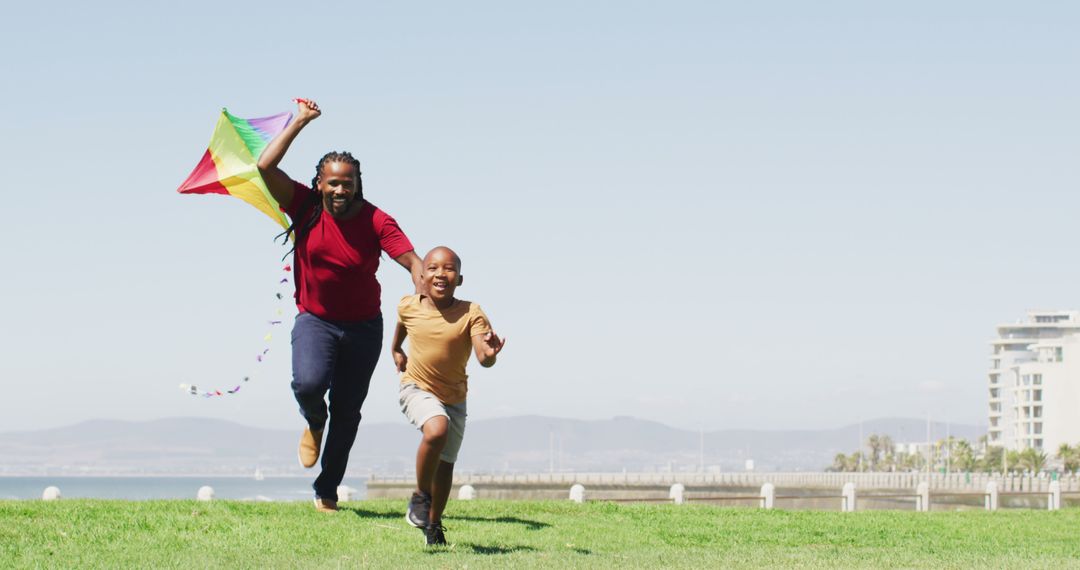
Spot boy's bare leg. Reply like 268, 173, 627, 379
416, 416, 449, 494
431, 460, 454, 524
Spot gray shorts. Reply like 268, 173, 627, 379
399, 383, 467, 463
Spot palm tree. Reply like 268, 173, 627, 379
1018, 448, 1047, 473
829, 453, 848, 472
980, 446, 1005, 473
1006, 450, 1022, 473
880, 435, 896, 472
1058, 443, 1080, 473
928, 439, 945, 472
849, 452, 864, 473
939, 436, 961, 473
953, 439, 976, 472
867, 435, 882, 471
1033, 450, 1049, 473
897, 449, 921, 472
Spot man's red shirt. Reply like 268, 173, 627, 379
285, 182, 414, 322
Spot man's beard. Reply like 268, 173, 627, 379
323, 193, 355, 216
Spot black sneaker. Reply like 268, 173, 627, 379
406, 491, 431, 529
425, 522, 447, 546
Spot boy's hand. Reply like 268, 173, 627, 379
472, 331, 506, 367
481, 332, 506, 358
392, 349, 408, 373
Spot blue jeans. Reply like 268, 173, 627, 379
291, 311, 383, 501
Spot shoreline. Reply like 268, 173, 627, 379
0, 474, 337, 479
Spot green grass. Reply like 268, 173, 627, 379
2, 500, 1079, 568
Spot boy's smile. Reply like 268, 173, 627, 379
422, 247, 462, 308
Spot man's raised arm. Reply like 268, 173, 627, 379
257, 98, 322, 211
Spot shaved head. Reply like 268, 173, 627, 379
424, 246, 461, 270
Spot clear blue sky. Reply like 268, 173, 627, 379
1, 1, 1077, 433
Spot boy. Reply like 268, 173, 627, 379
392, 246, 506, 546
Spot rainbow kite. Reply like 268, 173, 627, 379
178, 109, 292, 230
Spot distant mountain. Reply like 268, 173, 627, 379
459, 416, 984, 473
0, 416, 984, 476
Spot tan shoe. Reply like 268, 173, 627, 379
313, 498, 338, 513
298, 427, 323, 468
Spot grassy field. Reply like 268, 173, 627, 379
2, 499, 1079, 569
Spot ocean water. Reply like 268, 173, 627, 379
0, 476, 367, 501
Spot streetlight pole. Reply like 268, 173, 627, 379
926, 413, 931, 478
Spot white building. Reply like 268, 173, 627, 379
988, 310, 1080, 452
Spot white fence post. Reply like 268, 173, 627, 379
196, 486, 215, 501
669, 483, 685, 505
985, 481, 998, 512
569, 484, 585, 503
842, 482, 856, 512
42, 486, 61, 501
760, 483, 775, 510
916, 482, 930, 512
1049, 480, 1061, 511
337, 485, 356, 502
458, 484, 477, 501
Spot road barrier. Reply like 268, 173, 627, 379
562, 479, 1068, 512
364, 472, 1080, 511
36, 473, 1075, 511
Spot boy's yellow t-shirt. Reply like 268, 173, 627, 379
398, 294, 492, 404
